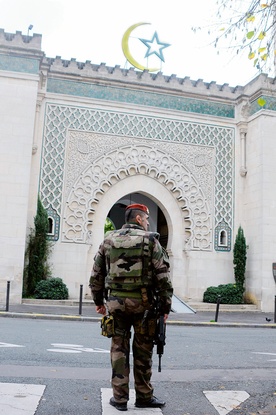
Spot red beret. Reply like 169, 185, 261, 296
126, 204, 149, 214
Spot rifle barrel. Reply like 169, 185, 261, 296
158, 355, 161, 372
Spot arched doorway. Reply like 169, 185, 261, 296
62, 144, 213, 300
83, 175, 189, 298
107, 193, 169, 248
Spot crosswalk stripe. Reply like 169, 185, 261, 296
0, 382, 251, 414
203, 390, 250, 415
101, 388, 163, 414
0, 383, 45, 415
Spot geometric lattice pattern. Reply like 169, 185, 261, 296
40, 104, 234, 250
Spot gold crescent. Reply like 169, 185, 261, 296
122, 22, 160, 72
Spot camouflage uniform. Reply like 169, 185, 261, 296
89, 223, 173, 405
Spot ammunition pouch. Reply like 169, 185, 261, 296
101, 314, 115, 338
101, 314, 131, 338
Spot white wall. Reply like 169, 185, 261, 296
243, 112, 276, 311
0, 71, 38, 303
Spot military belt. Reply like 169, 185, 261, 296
109, 290, 142, 299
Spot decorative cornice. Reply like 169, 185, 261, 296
0, 28, 42, 52
2, 29, 276, 117
0, 30, 43, 74
46, 77, 235, 118
43, 55, 243, 100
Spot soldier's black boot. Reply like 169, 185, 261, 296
135, 396, 166, 408
109, 397, 127, 411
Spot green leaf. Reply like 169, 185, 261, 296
246, 31, 255, 39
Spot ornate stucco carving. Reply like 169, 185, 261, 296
62, 131, 214, 251
40, 104, 234, 249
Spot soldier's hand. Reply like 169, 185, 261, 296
96, 305, 106, 315
164, 314, 169, 323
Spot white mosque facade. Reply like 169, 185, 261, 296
1, 30, 276, 311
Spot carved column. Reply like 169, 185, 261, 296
239, 127, 247, 177
32, 99, 42, 154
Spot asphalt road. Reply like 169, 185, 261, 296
1, 318, 276, 415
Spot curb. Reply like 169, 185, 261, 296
0, 311, 101, 322
167, 320, 276, 328
1, 311, 276, 328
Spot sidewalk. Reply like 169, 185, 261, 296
1, 301, 276, 415
0, 300, 275, 327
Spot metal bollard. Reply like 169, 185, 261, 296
5, 281, 10, 312
215, 295, 221, 322
274, 296, 276, 324
79, 284, 83, 315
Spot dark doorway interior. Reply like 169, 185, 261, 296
107, 194, 168, 248
157, 207, 168, 248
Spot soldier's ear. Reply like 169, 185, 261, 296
136, 214, 142, 225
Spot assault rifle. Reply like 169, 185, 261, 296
152, 291, 166, 372
154, 313, 166, 372
142, 291, 167, 372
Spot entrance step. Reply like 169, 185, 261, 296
22, 298, 259, 312
186, 302, 259, 312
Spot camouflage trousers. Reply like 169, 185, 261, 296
106, 296, 156, 404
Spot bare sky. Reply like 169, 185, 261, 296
0, 0, 260, 86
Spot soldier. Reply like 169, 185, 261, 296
89, 203, 173, 412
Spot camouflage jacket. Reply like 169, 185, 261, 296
89, 224, 173, 314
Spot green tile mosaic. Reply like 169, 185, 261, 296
0, 54, 39, 74
250, 95, 276, 114
47, 78, 235, 118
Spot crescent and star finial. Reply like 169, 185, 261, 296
121, 22, 171, 72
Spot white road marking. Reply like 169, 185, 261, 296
252, 352, 276, 356
47, 348, 82, 353
0, 382, 45, 415
204, 390, 250, 415
0, 342, 25, 348
0, 382, 252, 414
101, 388, 162, 414
81, 347, 110, 353
47, 343, 109, 353
51, 343, 83, 348
252, 352, 276, 362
